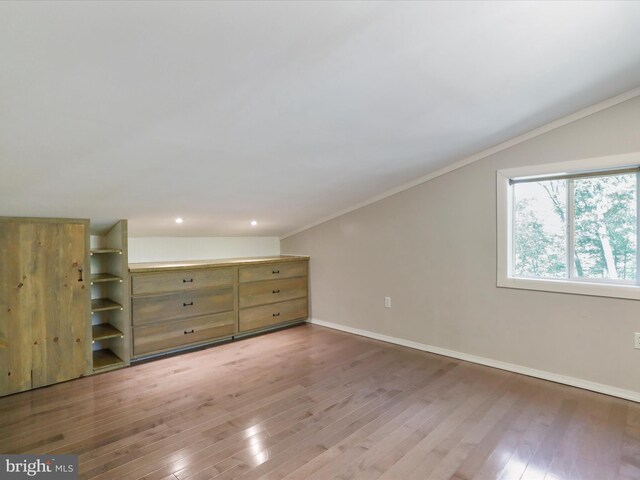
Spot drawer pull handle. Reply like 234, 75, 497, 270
183, 278, 194, 283
272, 270, 280, 274
183, 302, 194, 307
184, 329, 195, 334
272, 312, 280, 317
272, 289, 280, 294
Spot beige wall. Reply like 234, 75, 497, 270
281, 95, 640, 396
129, 236, 280, 263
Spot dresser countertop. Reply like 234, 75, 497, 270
129, 255, 309, 273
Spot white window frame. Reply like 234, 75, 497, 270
497, 151, 640, 300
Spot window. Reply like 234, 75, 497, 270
497, 153, 640, 300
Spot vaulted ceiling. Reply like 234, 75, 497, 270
2, 1, 640, 236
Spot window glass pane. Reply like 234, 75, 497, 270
573, 173, 637, 281
513, 180, 567, 278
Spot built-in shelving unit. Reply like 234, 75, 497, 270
91, 248, 123, 255
90, 220, 130, 372
91, 273, 123, 284
92, 323, 124, 341
91, 298, 123, 313
93, 349, 124, 370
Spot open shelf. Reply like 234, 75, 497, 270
92, 323, 124, 342
89, 220, 129, 373
93, 349, 124, 370
90, 248, 123, 255
91, 298, 123, 313
90, 273, 122, 285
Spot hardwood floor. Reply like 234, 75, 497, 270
1, 323, 639, 480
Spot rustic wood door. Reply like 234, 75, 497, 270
0, 218, 91, 396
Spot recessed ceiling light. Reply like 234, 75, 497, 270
250, 220, 257, 226
175, 218, 183, 224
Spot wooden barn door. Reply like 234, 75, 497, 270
0, 218, 90, 396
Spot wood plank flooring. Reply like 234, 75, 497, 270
1, 323, 639, 480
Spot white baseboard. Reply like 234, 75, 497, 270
308, 318, 640, 404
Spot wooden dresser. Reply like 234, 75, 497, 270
129, 256, 309, 359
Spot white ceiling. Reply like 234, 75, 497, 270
2, 1, 640, 236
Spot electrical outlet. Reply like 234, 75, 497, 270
384, 297, 391, 308
635, 332, 640, 350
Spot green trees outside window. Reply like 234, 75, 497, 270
513, 173, 637, 282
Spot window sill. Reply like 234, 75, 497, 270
497, 276, 640, 300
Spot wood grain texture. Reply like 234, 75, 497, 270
1, 324, 636, 480
237, 260, 308, 334
133, 312, 235, 357
239, 277, 308, 309
132, 287, 234, 325
131, 259, 309, 359
132, 268, 234, 296
239, 298, 308, 333
41, 222, 89, 387
239, 261, 308, 283
0, 218, 90, 396
102, 219, 131, 367
0, 221, 31, 395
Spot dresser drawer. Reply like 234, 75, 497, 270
132, 286, 234, 325
239, 261, 307, 283
132, 268, 234, 295
133, 312, 235, 357
239, 276, 307, 308
239, 297, 308, 333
